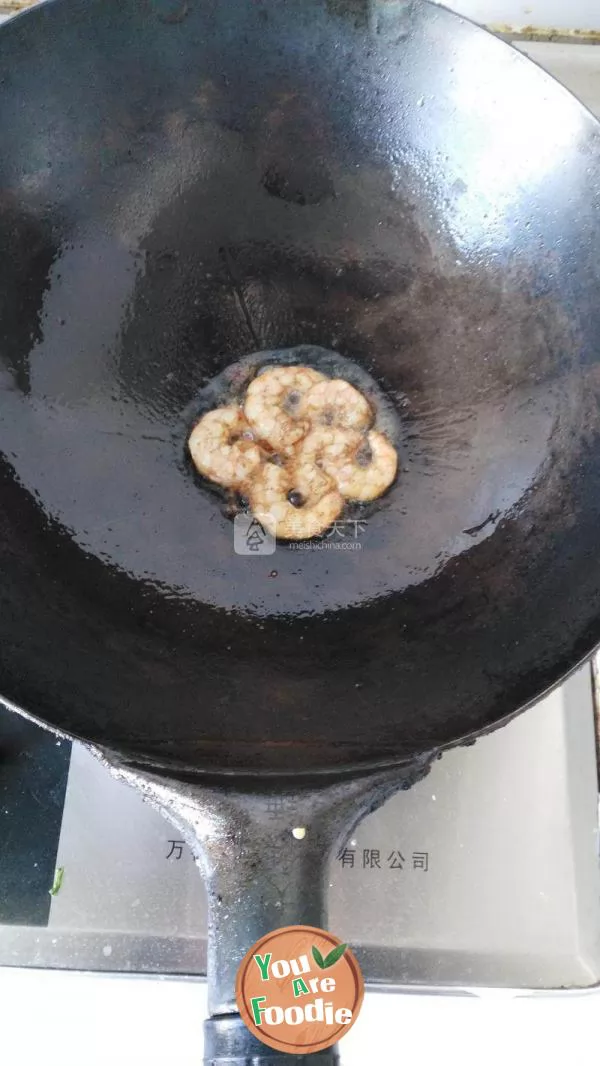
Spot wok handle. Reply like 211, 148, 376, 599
203, 1014, 339, 1064
102, 755, 430, 1061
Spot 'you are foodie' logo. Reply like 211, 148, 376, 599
236, 925, 364, 1054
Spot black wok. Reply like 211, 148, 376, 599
1, 0, 600, 1059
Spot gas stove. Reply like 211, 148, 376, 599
1, 660, 598, 992
0, 23, 599, 997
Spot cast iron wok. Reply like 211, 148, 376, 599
1, 0, 600, 1059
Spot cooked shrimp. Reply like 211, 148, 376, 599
244, 366, 325, 451
298, 426, 398, 502
189, 364, 397, 534
188, 406, 263, 489
297, 426, 360, 471
334, 430, 398, 501
248, 461, 343, 540
298, 378, 373, 432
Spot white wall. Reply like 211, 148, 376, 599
434, 0, 600, 32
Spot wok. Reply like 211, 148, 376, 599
1, 0, 600, 1059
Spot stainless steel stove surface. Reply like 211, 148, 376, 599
0, 22, 599, 995
0, 664, 599, 991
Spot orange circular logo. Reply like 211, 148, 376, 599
235, 925, 364, 1054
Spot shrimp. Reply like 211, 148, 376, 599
244, 366, 325, 452
298, 378, 373, 432
298, 426, 398, 502
188, 406, 263, 489
248, 460, 343, 540
189, 365, 398, 536
333, 429, 398, 501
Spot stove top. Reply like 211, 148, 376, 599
0, 664, 598, 991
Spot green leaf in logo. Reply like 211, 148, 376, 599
312, 945, 326, 969
323, 943, 348, 968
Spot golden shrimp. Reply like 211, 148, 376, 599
298, 426, 398, 502
248, 461, 343, 540
188, 406, 263, 490
297, 378, 373, 432
333, 430, 398, 501
243, 366, 325, 452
